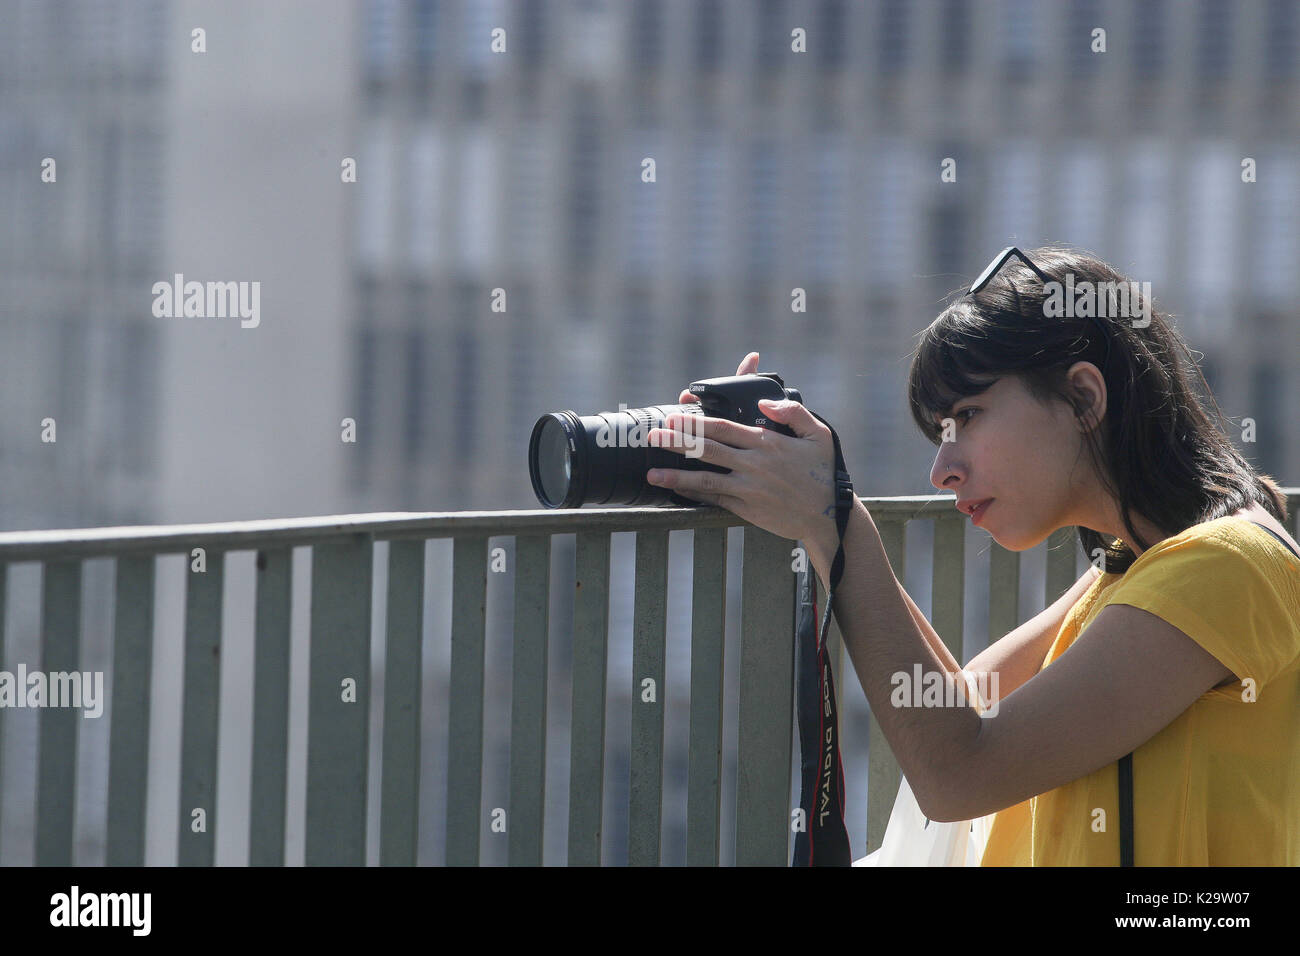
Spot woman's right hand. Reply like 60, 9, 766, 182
677, 351, 761, 404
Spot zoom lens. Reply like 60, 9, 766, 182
528, 404, 721, 508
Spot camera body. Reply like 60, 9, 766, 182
528, 372, 804, 508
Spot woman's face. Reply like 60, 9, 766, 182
929, 369, 1099, 552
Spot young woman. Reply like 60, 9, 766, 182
645, 245, 1299, 865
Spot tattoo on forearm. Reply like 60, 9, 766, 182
812, 462, 835, 517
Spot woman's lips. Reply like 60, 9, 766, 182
971, 499, 993, 526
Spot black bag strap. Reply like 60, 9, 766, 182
1250, 521, 1300, 560
792, 410, 855, 866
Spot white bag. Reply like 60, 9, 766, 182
852, 774, 994, 866
854, 671, 997, 866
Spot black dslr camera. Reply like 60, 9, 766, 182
528, 372, 804, 508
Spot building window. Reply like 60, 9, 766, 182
631, 0, 664, 70
363, 0, 403, 88
695, 0, 724, 71
567, 104, 602, 270
809, 134, 848, 283
403, 326, 427, 465
1265, 0, 1296, 79
986, 141, 1041, 251
940, 0, 970, 75
1121, 142, 1170, 293
1131, 0, 1166, 80
746, 141, 782, 276
688, 133, 725, 280
866, 138, 914, 290
1184, 143, 1236, 309
878, 0, 908, 75
517, 0, 545, 71
819, 0, 847, 72
1196, 0, 1232, 82
1056, 146, 1107, 257
1251, 152, 1296, 309
1001, 0, 1037, 80
412, 0, 439, 74
357, 117, 397, 274
1067, 0, 1102, 76
757, 0, 787, 72
407, 123, 444, 273
624, 132, 666, 277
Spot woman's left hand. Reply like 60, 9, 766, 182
645, 398, 839, 550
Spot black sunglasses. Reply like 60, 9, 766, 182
968, 245, 1051, 295
967, 245, 1111, 373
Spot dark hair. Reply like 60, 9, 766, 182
907, 243, 1289, 574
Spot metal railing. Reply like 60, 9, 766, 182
0, 491, 1294, 866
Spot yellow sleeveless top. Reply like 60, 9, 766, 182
979, 517, 1300, 865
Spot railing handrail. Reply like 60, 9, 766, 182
0, 494, 991, 561
2, 488, 1295, 561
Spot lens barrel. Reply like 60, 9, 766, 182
528, 403, 721, 508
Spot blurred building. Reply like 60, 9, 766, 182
0, 0, 1295, 866
0, 0, 1294, 530
349, 0, 1298, 515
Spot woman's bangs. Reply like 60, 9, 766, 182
908, 320, 1002, 444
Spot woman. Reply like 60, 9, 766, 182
645, 245, 1300, 865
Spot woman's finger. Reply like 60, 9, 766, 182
646, 464, 738, 501
647, 425, 746, 469
653, 477, 747, 516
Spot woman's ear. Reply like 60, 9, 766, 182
1066, 361, 1107, 432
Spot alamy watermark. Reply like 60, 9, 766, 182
597, 404, 705, 456
152, 273, 261, 328
50, 886, 150, 936
890, 665, 1001, 718
0, 665, 104, 718
1042, 273, 1152, 328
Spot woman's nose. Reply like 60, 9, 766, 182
931, 447, 962, 490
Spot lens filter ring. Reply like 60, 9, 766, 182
528, 411, 587, 508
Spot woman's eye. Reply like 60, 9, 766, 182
955, 408, 978, 424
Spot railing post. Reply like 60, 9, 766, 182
380, 539, 425, 865
36, 560, 82, 866
628, 529, 669, 866
305, 535, 373, 865
249, 547, 292, 866
686, 527, 727, 866
735, 526, 796, 866
866, 515, 906, 855
567, 531, 611, 866
178, 549, 224, 866
508, 534, 550, 865
107, 555, 155, 867
931, 515, 966, 662
0, 563, 6, 863
447, 536, 488, 865
987, 544, 1021, 663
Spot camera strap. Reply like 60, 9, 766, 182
792, 413, 855, 866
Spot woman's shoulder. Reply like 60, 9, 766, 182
1091, 507, 1299, 610
1133, 505, 1299, 567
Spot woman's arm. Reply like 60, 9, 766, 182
892, 545, 1100, 715
806, 496, 983, 822
809, 501, 1233, 824
895, 578, 963, 677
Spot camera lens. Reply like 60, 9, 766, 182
532, 415, 573, 507
528, 404, 720, 508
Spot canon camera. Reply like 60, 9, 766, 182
528, 372, 804, 508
